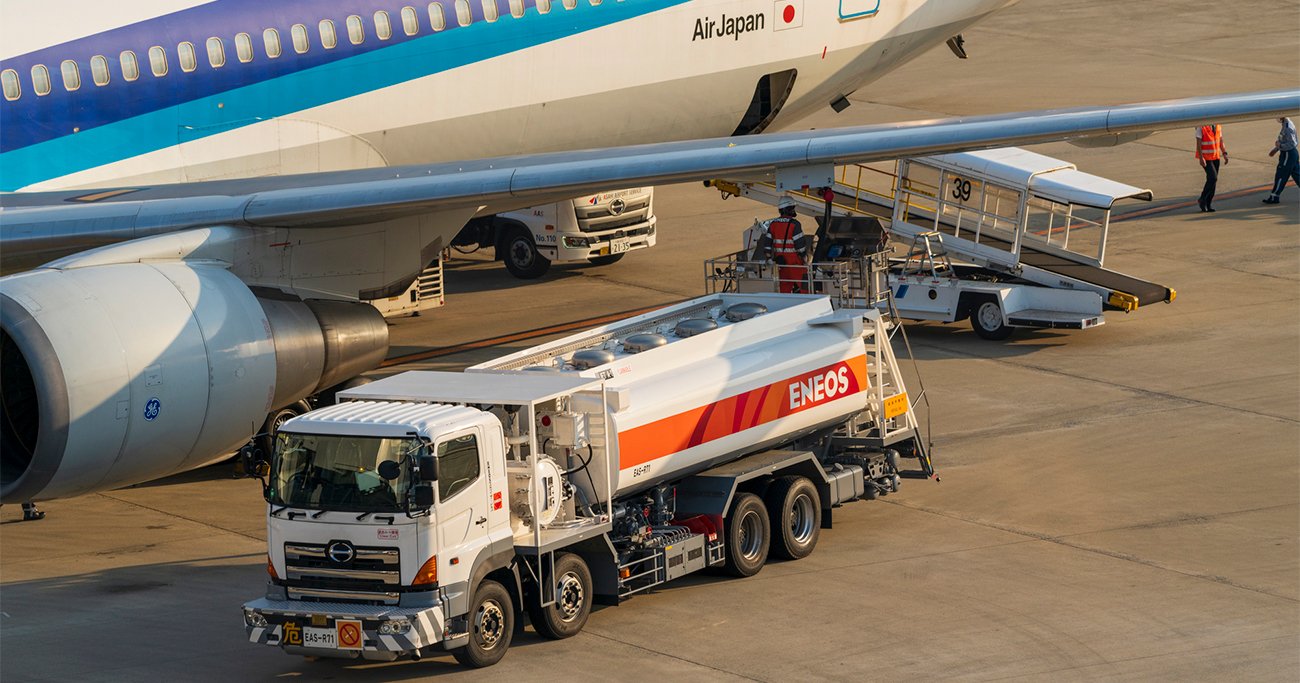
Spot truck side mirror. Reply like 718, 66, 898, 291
377, 460, 402, 481
418, 454, 440, 481
413, 482, 435, 509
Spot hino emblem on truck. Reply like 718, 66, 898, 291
609, 198, 626, 215
327, 541, 356, 564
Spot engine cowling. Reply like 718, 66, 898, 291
0, 262, 387, 502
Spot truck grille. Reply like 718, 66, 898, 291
283, 542, 401, 605
575, 197, 652, 233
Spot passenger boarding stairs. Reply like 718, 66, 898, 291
708, 147, 1174, 313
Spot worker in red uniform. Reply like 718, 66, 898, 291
1195, 123, 1229, 212
760, 196, 810, 293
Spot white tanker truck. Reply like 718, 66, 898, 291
241, 293, 932, 668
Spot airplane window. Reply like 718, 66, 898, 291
120, 51, 140, 81
263, 28, 282, 58
291, 24, 310, 53
482, 0, 498, 22
178, 42, 197, 72
148, 46, 168, 76
509, 0, 524, 18
31, 64, 51, 95
374, 11, 392, 39
235, 33, 254, 62
90, 55, 110, 85
454, 1, 472, 26
60, 60, 80, 91
589, 0, 602, 5
562, 0, 576, 10
536, 0, 551, 13
319, 20, 337, 49
206, 38, 226, 67
2, 69, 20, 100
347, 15, 365, 44
428, 2, 447, 31
401, 6, 419, 35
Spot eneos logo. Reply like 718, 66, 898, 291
788, 365, 852, 410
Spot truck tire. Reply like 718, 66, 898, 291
527, 553, 593, 640
970, 298, 1013, 340
451, 580, 514, 668
586, 253, 625, 267
501, 226, 550, 279
765, 476, 821, 560
723, 493, 770, 577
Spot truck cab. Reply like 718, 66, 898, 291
246, 402, 517, 665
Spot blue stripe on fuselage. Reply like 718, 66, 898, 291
0, 0, 688, 190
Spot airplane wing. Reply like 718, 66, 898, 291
4, 89, 1296, 262
1, 88, 1295, 504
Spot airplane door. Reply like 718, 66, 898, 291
434, 429, 490, 581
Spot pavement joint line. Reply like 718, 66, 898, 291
1051, 502, 1299, 537
581, 629, 764, 681
983, 633, 1300, 682
882, 500, 1300, 603
95, 492, 266, 543
911, 339, 1300, 426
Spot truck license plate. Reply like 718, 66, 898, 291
302, 627, 336, 648
610, 239, 630, 254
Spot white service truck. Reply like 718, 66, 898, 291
242, 293, 931, 668
452, 188, 657, 279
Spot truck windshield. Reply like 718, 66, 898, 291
268, 433, 418, 512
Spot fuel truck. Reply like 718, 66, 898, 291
242, 292, 933, 668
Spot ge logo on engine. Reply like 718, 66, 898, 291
327, 541, 356, 564
143, 397, 161, 421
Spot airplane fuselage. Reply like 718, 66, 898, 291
1, 0, 1012, 192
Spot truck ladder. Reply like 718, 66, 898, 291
900, 231, 955, 279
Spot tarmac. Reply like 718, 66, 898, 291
2, 0, 1297, 680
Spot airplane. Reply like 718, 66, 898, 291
0, 0, 1295, 507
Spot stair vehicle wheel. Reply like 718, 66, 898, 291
527, 553, 593, 639
723, 493, 771, 577
970, 298, 1013, 340
452, 580, 514, 668
587, 253, 625, 267
765, 476, 821, 560
501, 226, 550, 279
256, 400, 312, 458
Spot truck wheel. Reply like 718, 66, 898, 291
587, 253, 625, 267
501, 227, 550, 279
527, 553, 593, 639
970, 298, 1013, 340
451, 580, 514, 668
765, 476, 821, 560
723, 493, 770, 577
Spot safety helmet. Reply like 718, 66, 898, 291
777, 196, 796, 211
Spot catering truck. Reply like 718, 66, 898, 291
242, 293, 932, 668
452, 188, 657, 279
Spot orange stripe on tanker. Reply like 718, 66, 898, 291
618, 355, 869, 470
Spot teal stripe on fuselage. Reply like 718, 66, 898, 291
1, 0, 688, 191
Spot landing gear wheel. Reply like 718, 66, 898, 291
723, 492, 770, 577
527, 553, 593, 639
970, 299, 1013, 340
452, 580, 514, 668
586, 253, 625, 267
765, 476, 821, 560
256, 400, 312, 458
501, 227, 550, 279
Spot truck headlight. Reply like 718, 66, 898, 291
379, 619, 411, 635
244, 608, 268, 628
563, 236, 591, 248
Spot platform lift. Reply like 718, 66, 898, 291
706, 147, 1173, 340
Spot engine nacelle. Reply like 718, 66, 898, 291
0, 263, 387, 502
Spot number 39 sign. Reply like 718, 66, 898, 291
946, 173, 983, 210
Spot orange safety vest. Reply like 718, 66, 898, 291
1197, 125, 1224, 161
767, 218, 805, 266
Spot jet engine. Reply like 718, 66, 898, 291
1, 262, 387, 502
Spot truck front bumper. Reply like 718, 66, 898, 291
243, 597, 445, 656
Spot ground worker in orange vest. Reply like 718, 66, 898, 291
759, 196, 810, 293
1195, 123, 1229, 212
